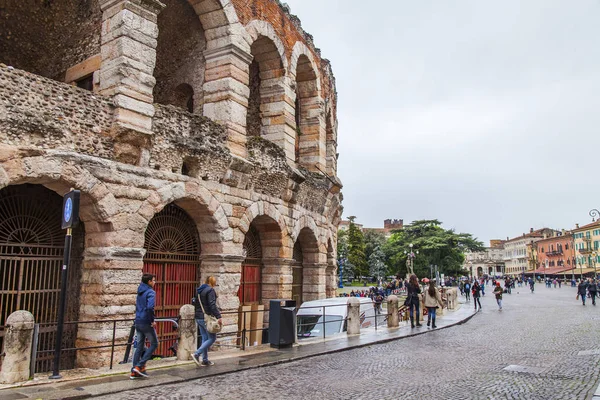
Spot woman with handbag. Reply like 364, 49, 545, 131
406, 274, 422, 328
423, 280, 444, 329
192, 276, 222, 366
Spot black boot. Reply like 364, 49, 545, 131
410, 317, 415, 328
427, 318, 430, 327
432, 317, 437, 329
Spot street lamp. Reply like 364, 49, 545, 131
590, 209, 600, 222
544, 259, 548, 285
404, 243, 418, 277
592, 252, 598, 279
338, 257, 346, 288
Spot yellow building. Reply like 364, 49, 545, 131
572, 221, 600, 275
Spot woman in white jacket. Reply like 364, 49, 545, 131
423, 280, 444, 329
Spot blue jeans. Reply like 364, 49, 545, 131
133, 324, 158, 368
409, 302, 420, 320
194, 319, 216, 362
427, 307, 437, 321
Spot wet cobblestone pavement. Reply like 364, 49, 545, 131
98, 284, 600, 400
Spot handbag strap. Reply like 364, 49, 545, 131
197, 289, 213, 318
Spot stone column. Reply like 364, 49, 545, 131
387, 295, 399, 328
325, 264, 337, 298
0, 311, 35, 384
203, 44, 253, 158
346, 298, 360, 335
177, 305, 196, 362
200, 255, 243, 332
98, 0, 165, 166
76, 246, 145, 369
303, 262, 327, 302
262, 258, 292, 304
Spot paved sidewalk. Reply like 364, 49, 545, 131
0, 301, 476, 400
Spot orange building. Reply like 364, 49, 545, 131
533, 232, 575, 275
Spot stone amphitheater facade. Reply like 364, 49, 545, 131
0, 0, 341, 370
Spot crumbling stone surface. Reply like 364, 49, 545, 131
0, 0, 101, 81
0, 65, 114, 157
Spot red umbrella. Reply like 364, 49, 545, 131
422, 277, 430, 283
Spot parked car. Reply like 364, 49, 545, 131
296, 297, 376, 339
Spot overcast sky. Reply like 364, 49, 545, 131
284, 0, 600, 245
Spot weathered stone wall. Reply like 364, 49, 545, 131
0, 65, 115, 158
0, 0, 102, 81
153, 0, 207, 113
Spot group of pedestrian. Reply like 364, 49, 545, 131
405, 274, 444, 329
577, 278, 599, 306
130, 273, 222, 379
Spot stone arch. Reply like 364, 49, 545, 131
0, 0, 102, 86
325, 103, 337, 176
245, 20, 289, 72
143, 181, 232, 255
154, 0, 207, 114
238, 201, 290, 252
290, 42, 325, 171
0, 157, 118, 225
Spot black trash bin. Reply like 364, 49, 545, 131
269, 299, 296, 348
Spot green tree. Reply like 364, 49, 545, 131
336, 229, 353, 281
346, 216, 368, 278
368, 246, 387, 280
383, 220, 484, 278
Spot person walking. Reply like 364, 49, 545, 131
472, 281, 482, 311
528, 277, 535, 293
464, 281, 471, 302
406, 274, 422, 328
493, 282, 503, 311
192, 276, 222, 366
131, 273, 158, 379
577, 279, 588, 306
588, 278, 597, 306
423, 280, 444, 329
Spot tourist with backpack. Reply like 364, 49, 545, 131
493, 282, 503, 311
472, 281, 482, 311
464, 281, 471, 302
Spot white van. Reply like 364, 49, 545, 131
296, 297, 377, 339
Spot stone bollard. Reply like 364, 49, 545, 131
387, 295, 399, 328
177, 305, 197, 362
346, 297, 361, 335
0, 311, 35, 384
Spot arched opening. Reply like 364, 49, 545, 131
0, 184, 84, 373
0, 1, 101, 85
154, 0, 206, 113
143, 203, 201, 357
294, 54, 321, 169
240, 225, 262, 305
477, 266, 483, 277
292, 241, 303, 305
296, 227, 321, 302
246, 36, 285, 138
239, 215, 284, 308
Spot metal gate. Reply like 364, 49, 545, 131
0, 184, 82, 373
240, 226, 262, 305
143, 204, 200, 357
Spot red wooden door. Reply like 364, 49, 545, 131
143, 204, 200, 357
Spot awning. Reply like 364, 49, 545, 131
532, 266, 573, 274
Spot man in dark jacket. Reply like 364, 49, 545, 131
192, 276, 222, 367
588, 278, 598, 306
131, 273, 158, 379
578, 279, 589, 306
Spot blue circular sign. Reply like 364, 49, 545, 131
64, 197, 73, 223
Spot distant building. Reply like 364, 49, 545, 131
572, 221, 600, 274
533, 231, 575, 275
504, 228, 558, 276
464, 240, 505, 277
339, 218, 403, 238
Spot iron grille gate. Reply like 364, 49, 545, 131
143, 204, 201, 357
0, 184, 81, 374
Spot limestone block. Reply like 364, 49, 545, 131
347, 298, 360, 335
177, 305, 196, 362
0, 311, 34, 384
